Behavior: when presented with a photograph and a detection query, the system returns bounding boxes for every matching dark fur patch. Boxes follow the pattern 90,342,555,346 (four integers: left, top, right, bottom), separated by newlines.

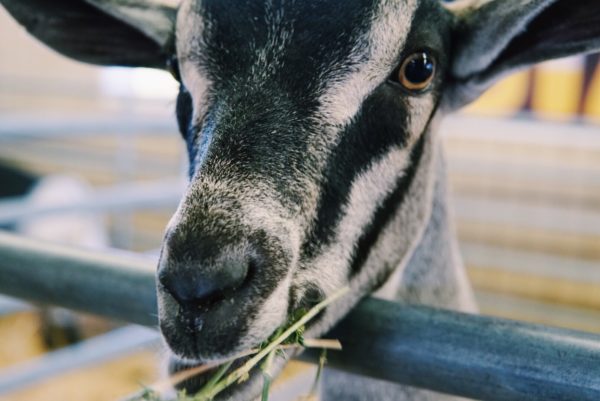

349,130,426,277
302,86,411,258
301,0,451,259
194,0,377,96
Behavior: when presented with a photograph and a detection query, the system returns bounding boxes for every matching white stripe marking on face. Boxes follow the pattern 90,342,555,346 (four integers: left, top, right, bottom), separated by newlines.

252,0,434,335
294,92,434,308
306,129,437,338
317,0,419,126
296,142,415,298
296,0,432,298
177,0,211,123
293,0,424,245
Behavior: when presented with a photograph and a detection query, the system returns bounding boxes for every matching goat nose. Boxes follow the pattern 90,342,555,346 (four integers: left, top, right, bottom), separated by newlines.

158,258,250,307
157,244,252,308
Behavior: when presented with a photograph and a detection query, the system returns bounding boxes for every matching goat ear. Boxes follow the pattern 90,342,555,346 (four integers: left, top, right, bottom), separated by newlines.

444,0,600,109
0,0,177,69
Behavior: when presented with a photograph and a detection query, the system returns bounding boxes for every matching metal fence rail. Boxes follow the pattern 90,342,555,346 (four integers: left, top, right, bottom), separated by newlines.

0,326,160,395
0,179,183,224
0,232,157,326
0,232,599,401
0,114,177,139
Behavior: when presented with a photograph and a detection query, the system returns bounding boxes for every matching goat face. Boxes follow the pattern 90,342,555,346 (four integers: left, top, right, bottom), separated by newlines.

156,0,450,363
3,0,600,397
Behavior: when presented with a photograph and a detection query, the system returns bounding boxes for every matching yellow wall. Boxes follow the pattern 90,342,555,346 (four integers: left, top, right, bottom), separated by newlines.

468,55,600,121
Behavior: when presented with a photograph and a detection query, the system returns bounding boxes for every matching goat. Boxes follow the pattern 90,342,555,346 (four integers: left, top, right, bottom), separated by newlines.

2,0,599,399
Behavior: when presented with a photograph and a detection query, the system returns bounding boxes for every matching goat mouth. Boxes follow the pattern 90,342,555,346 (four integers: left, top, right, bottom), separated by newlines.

158,287,278,362
169,348,290,400
168,354,257,397
160,309,256,362
160,284,330,363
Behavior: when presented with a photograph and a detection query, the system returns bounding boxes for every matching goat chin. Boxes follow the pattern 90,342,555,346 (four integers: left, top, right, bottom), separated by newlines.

166,351,289,401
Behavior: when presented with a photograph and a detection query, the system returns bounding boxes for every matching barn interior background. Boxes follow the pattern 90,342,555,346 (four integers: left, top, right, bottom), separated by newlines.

0,6,599,401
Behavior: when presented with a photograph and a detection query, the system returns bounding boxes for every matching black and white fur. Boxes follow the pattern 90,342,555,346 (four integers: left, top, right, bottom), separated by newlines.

2,0,600,399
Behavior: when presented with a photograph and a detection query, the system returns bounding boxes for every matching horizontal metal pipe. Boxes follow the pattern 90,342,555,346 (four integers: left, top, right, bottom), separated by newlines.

0,295,30,316
0,179,183,224
0,326,160,395
0,114,177,138
0,232,599,400
0,232,157,326
314,300,600,401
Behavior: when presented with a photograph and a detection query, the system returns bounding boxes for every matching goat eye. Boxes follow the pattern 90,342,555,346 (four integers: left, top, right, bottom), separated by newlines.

396,52,436,92
167,55,181,81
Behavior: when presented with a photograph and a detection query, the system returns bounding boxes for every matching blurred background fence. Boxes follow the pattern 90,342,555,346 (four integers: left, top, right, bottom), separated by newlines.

0,6,599,401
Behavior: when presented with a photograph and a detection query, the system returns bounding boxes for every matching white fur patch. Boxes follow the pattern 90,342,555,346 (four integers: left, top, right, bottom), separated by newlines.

317,0,419,126
305,129,438,338
162,3,221,318
295,144,413,303
242,273,292,348
407,95,435,142
290,0,426,285
295,0,437,319
177,0,212,121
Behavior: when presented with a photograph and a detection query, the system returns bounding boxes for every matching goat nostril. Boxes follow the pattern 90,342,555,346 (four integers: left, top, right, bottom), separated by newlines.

158,268,193,305
158,256,255,310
